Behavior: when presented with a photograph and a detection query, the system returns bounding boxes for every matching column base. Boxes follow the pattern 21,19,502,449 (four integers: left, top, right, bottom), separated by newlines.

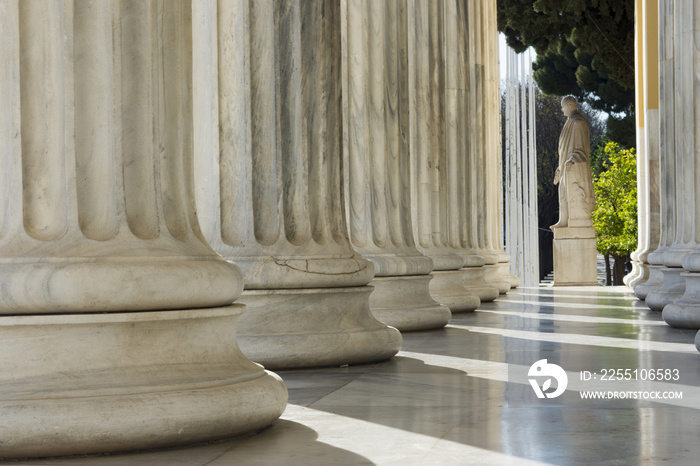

646,267,685,312
368,275,452,331
552,231,598,286
662,272,700,329
460,266,500,301
633,264,664,300
0,306,287,459
624,259,642,287
680,250,700,271
498,261,520,288
428,270,480,313
236,286,402,369
482,264,511,294
626,260,650,289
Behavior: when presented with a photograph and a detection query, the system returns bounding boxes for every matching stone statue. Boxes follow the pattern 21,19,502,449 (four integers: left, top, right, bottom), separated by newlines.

551,96,596,229
550,96,598,285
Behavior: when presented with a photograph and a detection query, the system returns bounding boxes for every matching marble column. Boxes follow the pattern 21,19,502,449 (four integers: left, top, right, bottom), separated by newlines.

627,0,647,287
661,0,700,328
628,0,661,290
341,0,451,331
193,0,402,368
0,1,286,458
635,0,672,301
467,0,513,293
448,0,503,300
484,0,518,289
405,0,482,312
646,0,697,313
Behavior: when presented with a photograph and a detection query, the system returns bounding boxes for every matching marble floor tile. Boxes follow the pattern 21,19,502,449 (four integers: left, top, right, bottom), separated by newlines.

9,286,700,465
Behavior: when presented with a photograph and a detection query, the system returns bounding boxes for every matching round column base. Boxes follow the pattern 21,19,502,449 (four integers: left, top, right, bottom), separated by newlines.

662,272,700,329
0,306,287,459
646,267,685,312
429,270,480,313
680,250,700,271
633,265,664,300
622,262,649,290
459,267,500,302
498,261,520,288
0,258,244,315
624,260,644,288
483,264,511,294
368,275,452,331
237,286,402,369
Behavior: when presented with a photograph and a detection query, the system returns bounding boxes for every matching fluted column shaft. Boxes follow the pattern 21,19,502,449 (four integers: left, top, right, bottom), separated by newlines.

464,0,511,293
661,0,700,331
647,0,698,313
406,0,478,312
0,1,286,458
628,0,661,289
447,0,503,298
483,0,518,289
664,0,697,267
193,0,401,368
636,0,674,300
628,0,647,286
406,0,502,312
0,0,240,312
341,0,450,331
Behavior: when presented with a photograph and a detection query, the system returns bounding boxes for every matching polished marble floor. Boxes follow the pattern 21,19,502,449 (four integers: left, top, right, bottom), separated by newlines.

10,286,700,465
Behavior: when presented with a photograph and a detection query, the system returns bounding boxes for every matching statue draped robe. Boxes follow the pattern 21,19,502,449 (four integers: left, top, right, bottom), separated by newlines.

553,110,595,228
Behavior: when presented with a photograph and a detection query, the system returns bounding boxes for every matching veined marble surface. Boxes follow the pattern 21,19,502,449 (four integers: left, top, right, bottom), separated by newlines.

340,0,450,331
647,0,700,329
191,0,401,367
0,2,286,457
643,1,700,315
18,286,700,465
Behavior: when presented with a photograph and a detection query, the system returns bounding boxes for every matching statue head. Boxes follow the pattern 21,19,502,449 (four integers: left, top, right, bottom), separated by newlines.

561,96,578,117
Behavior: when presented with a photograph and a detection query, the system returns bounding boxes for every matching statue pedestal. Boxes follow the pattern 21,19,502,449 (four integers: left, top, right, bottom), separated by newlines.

552,227,598,286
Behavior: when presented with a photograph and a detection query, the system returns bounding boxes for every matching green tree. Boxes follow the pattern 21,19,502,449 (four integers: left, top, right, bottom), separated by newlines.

592,142,638,285
498,0,635,145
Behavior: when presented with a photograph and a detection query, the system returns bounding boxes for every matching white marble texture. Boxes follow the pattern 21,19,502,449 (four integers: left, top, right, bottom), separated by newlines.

409,0,478,312
464,0,512,294
341,0,451,331
659,0,700,329
483,0,518,289
630,110,660,289
0,0,286,457
406,0,505,312
0,0,240,314
192,0,402,368
0,307,287,458
628,0,661,290
647,0,697,314
626,2,648,288
636,0,674,300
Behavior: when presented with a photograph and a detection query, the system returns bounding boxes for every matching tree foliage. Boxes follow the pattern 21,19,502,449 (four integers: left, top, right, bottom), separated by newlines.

531,42,634,115
592,142,637,284
497,0,636,145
